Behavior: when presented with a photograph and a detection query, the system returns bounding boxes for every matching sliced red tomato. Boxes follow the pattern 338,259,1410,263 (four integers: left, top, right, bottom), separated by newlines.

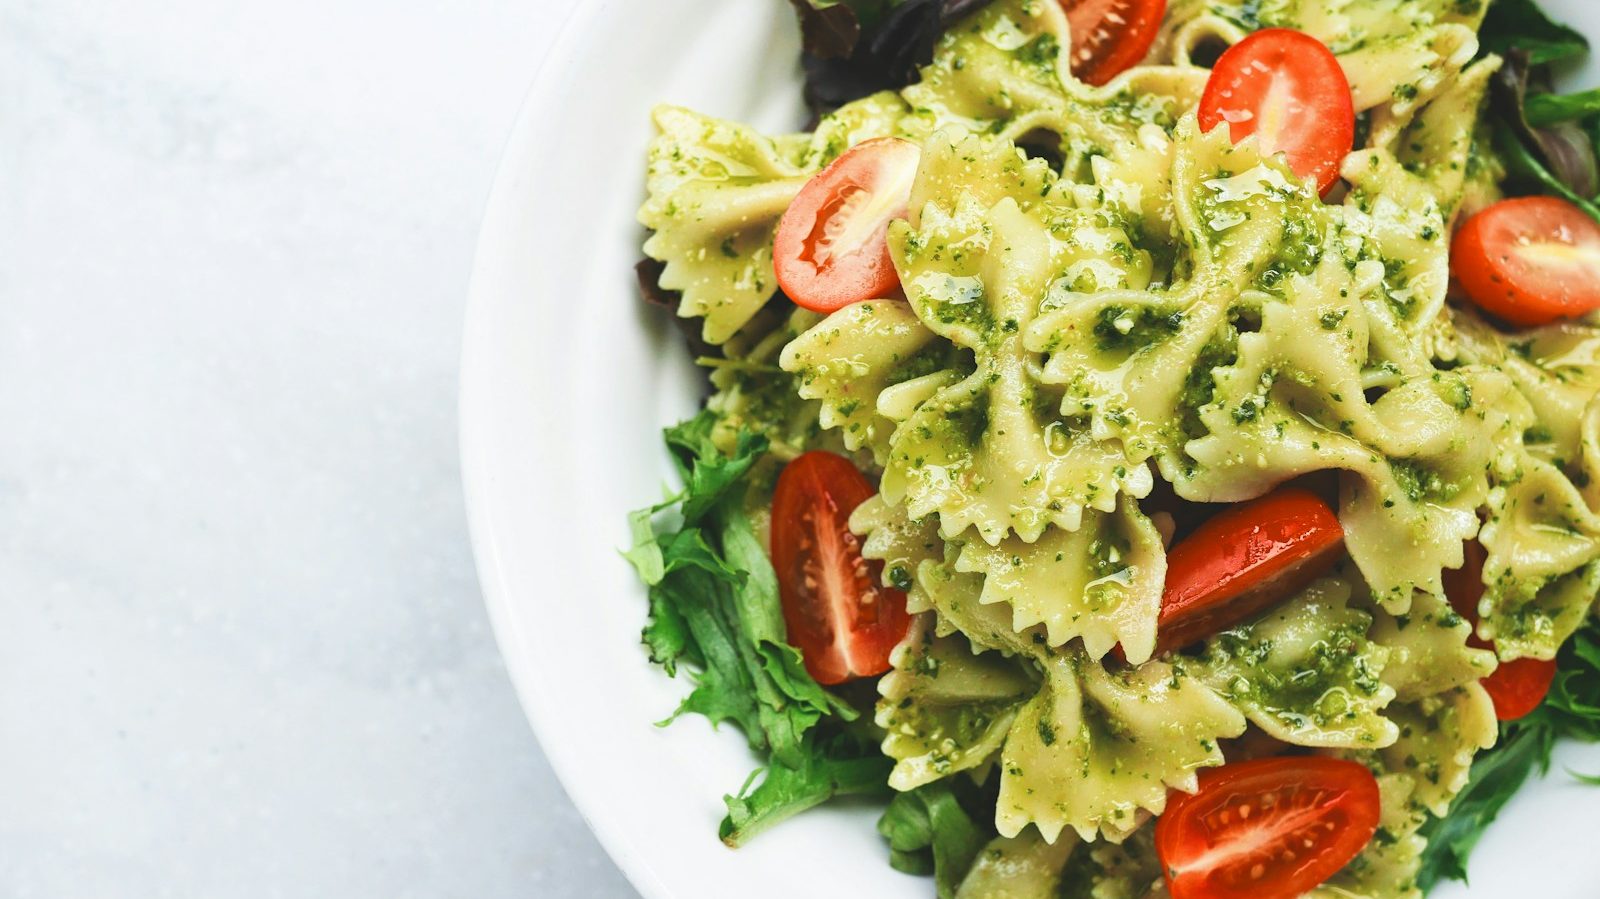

1062,0,1167,86
1197,29,1355,195
773,137,920,314
1443,540,1558,721
1154,488,1344,656
1481,655,1558,721
1157,756,1381,899
770,451,911,685
1451,196,1600,327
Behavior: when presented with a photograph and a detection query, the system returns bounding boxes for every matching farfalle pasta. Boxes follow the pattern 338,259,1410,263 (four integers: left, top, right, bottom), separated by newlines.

627,0,1600,896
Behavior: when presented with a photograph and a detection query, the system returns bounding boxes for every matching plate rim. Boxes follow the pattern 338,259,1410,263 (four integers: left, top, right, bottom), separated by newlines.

458,1,672,897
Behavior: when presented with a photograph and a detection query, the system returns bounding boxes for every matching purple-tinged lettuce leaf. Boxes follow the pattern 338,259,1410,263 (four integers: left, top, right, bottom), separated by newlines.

1490,49,1600,207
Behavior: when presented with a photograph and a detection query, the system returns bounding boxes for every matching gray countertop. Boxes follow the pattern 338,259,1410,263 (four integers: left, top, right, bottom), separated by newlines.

4,0,635,894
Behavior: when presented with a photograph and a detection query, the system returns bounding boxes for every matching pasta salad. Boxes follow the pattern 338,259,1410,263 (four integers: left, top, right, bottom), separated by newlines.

625,1,1600,896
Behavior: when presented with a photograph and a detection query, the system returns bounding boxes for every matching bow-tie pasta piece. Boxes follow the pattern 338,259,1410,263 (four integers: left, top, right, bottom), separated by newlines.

1452,314,1600,468
900,0,1077,140
878,617,1039,791
640,94,910,344
904,0,1201,175
1447,313,1600,660
780,301,956,465
1378,685,1499,817
857,490,1163,663
871,536,1245,846
852,494,947,617
996,651,1246,843
954,828,1076,899
1029,118,1343,476
882,131,1154,544
704,306,829,459
1341,48,1497,335
1480,478,1600,661
1366,589,1496,702
639,106,810,345
1194,577,1398,749
1187,325,1504,610
953,497,1164,663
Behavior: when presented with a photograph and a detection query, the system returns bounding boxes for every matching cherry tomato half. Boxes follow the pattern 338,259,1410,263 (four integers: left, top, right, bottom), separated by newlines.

1197,29,1355,195
1451,196,1600,327
770,451,911,685
773,138,921,314
1157,756,1381,899
1154,488,1345,656
1062,0,1167,86
1443,540,1558,721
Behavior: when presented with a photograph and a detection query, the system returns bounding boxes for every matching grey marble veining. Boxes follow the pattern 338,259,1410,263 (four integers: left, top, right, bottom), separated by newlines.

2,0,635,895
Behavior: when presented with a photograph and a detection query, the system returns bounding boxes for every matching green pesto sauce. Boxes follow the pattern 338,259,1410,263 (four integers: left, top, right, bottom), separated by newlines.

1091,304,1185,353
1179,338,1239,440
1388,458,1463,505
1211,619,1385,730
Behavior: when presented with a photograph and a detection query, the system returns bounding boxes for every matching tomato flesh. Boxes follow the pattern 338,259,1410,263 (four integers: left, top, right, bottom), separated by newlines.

1451,196,1600,327
1481,655,1559,721
770,451,911,685
773,138,921,314
1155,488,1345,656
1157,757,1381,899
1197,29,1355,195
1062,0,1167,86
1443,540,1558,721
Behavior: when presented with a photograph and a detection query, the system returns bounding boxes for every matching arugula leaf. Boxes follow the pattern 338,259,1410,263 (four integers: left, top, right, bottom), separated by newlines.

1481,0,1589,65
665,560,767,739
878,783,991,898
1563,767,1600,785
663,416,766,525
638,561,695,674
1418,616,1600,893
720,724,895,846
1525,88,1600,126
639,526,739,674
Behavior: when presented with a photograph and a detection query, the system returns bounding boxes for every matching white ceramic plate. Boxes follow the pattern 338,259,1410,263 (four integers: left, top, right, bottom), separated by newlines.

461,2,1600,896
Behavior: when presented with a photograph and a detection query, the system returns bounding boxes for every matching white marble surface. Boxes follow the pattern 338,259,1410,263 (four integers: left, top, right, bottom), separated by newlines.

3,0,636,895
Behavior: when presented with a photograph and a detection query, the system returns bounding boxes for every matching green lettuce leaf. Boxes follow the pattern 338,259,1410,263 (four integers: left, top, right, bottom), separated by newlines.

1492,120,1600,221
1490,49,1600,212
878,783,991,898
1525,88,1600,126
1481,0,1589,65
630,409,867,829
663,414,766,526
721,723,895,846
